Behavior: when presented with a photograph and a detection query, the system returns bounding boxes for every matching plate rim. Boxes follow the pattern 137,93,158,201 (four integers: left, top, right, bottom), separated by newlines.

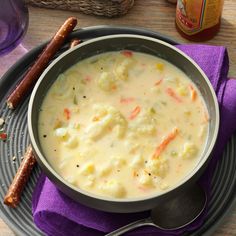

0,25,235,236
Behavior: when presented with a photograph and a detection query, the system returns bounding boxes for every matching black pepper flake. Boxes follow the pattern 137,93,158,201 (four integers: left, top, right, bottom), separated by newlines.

83,95,87,99
43,135,47,138
148,173,151,176
145,161,147,164
54,149,57,152
73,87,75,90
101,67,103,70
76,164,80,168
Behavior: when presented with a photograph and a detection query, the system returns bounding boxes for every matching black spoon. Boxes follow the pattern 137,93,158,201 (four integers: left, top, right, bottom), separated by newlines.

106,184,207,235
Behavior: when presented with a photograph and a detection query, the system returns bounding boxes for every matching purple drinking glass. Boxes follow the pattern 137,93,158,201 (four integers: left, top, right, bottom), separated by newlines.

0,0,29,56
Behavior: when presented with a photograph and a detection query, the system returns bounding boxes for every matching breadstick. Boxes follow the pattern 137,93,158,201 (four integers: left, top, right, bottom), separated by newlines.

69,39,81,48
4,145,37,208
7,17,78,109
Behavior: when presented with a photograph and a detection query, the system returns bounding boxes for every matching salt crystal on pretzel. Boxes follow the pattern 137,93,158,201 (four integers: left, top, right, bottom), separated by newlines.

69,38,81,48
0,117,4,126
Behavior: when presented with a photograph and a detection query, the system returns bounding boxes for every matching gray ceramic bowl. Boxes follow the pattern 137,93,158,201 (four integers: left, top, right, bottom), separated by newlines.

28,34,219,213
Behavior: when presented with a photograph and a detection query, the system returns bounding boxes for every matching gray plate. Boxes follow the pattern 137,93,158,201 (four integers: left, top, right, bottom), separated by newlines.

0,26,235,236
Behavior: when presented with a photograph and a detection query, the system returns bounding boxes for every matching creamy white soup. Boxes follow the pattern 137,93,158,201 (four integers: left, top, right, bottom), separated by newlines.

38,51,209,199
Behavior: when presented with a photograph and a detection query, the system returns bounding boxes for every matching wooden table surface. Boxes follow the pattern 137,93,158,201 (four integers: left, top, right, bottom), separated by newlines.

0,0,235,235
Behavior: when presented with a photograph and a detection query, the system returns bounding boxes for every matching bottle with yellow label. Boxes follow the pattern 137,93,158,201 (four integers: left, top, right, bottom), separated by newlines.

175,0,224,41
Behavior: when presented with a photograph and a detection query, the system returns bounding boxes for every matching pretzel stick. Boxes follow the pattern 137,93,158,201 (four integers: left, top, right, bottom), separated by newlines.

4,145,36,208
69,39,81,48
3,38,81,208
7,17,78,109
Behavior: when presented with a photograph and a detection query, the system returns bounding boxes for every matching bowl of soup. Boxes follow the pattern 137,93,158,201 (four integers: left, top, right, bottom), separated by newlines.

28,34,219,213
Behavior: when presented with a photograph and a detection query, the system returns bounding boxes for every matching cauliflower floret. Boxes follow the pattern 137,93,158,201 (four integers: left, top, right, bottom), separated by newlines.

160,181,169,190
97,72,116,91
113,123,127,138
114,58,133,80
181,142,198,159
138,172,153,187
89,113,114,133
86,104,127,140
146,157,169,178
55,127,69,140
129,109,157,136
100,180,126,198
84,176,95,187
55,126,79,147
85,122,107,140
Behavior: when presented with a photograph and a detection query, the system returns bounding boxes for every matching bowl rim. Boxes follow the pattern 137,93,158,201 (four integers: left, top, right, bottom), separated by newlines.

28,34,220,203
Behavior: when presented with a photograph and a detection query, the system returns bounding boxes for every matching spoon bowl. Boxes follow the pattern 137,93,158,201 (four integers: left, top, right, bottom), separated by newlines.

106,184,207,235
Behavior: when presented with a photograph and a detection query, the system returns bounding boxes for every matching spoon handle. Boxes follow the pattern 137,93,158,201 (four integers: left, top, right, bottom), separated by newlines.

105,217,154,236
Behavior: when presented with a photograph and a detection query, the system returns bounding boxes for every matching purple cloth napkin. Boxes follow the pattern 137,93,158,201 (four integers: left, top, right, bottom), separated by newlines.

32,45,236,236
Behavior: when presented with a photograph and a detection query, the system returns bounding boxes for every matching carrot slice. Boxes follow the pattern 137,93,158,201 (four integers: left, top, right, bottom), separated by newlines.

166,87,182,103
120,97,135,104
152,128,179,159
85,75,92,82
189,85,197,101
64,108,71,120
121,50,133,57
129,106,141,120
111,84,117,91
155,79,163,86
